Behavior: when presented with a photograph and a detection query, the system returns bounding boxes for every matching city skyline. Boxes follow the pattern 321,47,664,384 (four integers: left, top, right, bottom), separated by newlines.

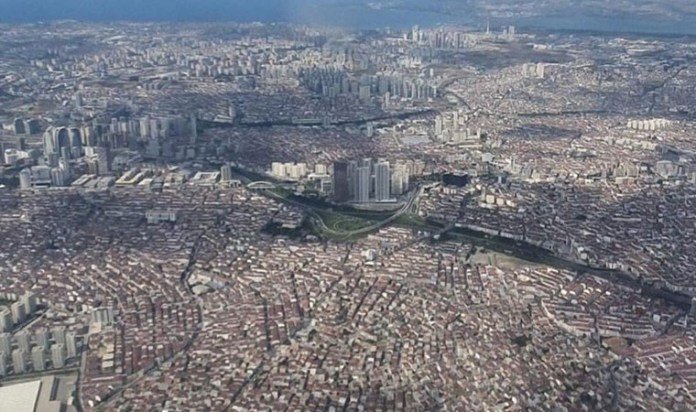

0,3,695,411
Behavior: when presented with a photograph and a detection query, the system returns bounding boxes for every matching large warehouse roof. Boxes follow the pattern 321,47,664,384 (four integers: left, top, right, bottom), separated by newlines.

0,380,42,412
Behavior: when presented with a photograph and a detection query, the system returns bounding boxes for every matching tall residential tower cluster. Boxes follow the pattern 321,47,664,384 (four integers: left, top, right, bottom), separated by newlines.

333,158,409,203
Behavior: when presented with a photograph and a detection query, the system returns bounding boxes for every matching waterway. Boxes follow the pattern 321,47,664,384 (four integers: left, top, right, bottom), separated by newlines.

518,15,696,37
4,1,696,37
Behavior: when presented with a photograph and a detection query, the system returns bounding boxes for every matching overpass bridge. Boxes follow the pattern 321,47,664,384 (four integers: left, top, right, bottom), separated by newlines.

247,181,277,191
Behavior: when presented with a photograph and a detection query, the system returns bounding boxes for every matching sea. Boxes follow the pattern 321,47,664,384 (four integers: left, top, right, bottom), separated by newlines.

1,0,695,37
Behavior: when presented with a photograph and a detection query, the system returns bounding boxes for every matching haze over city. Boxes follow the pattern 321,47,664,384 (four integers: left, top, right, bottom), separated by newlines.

0,1,695,411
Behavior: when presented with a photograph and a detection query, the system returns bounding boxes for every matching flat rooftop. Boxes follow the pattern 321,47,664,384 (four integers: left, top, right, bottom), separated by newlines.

0,380,41,412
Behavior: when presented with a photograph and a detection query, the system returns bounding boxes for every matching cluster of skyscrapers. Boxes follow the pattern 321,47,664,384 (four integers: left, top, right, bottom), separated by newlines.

12,112,203,190
626,118,672,131
408,24,516,48
433,111,484,144
300,67,439,102
39,114,197,160
0,293,79,377
8,117,42,136
271,162,311,181
0,292,38,333
332,158,409,203
0,327,78,377
42,126,83,160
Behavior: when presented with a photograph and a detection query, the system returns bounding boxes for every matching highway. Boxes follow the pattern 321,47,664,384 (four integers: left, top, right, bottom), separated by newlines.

200,108,436,129
238,166,693,310
265,184,423,240
440,224,694,310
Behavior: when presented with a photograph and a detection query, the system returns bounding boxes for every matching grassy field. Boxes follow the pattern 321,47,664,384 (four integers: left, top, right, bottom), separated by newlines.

317,210,369,231
393,213,431,229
